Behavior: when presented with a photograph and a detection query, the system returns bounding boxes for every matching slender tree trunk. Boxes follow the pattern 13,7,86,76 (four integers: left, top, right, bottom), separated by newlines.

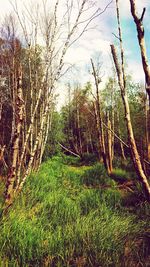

111,44,150,201
129,0,150,99
93,102,102,160
129,0,150,161
117,112,126,160
5,65,25,207
0,102,2,122
145,94,150,161
10,57,16,145
28,46,34,155
16,105,49,193
85,116,94,154
77,104,83,156
114,0,150,200
16,86,43,186
111,78,116,160
39,112,51,166
111,106,115,160
107,112,113,173
0,145,7,174
91,59,111,174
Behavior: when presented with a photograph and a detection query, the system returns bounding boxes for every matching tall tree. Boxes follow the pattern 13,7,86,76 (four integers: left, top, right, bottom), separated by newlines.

0,0,112,209
129,0,150,161
110,0,150,201
91,58,112,174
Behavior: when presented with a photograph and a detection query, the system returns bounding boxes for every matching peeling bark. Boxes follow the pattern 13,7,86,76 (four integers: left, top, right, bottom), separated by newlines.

5,65,25,206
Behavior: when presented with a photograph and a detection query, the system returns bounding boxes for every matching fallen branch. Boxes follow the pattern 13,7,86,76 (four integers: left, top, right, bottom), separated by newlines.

57,142,81,158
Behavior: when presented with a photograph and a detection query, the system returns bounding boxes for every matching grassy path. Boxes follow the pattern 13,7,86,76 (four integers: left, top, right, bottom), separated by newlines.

0,156,150,266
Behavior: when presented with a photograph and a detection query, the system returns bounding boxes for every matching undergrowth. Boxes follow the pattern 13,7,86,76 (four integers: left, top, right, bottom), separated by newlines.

0,155,149,266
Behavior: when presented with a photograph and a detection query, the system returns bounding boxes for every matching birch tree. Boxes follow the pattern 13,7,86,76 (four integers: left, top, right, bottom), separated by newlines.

129,0,150,162
2,0,112,209
111,0,150,201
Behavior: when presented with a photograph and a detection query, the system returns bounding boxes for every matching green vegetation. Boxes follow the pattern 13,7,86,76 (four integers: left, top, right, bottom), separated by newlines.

0,156,149,266
1,1,150,266
111,168,130,183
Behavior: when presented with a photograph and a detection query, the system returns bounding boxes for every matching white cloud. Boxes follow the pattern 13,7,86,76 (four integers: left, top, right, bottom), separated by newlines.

0,0,149,109
127,60,145,83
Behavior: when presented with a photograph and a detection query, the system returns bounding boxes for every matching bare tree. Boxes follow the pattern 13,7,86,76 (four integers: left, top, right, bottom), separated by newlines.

91,58,112,174
129,0,150,162
110,0,150,201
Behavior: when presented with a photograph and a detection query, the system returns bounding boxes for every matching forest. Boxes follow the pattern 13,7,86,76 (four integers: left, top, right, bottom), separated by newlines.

0,0,150,266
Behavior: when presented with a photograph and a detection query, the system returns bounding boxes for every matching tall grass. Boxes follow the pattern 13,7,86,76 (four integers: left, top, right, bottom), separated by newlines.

0,156,149,266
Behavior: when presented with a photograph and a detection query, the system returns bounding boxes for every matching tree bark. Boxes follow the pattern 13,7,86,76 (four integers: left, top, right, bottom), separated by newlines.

5,65,25,207
129,0,150,161
117,112,126,160
106,112,113,173
111,44,150,201
77,104,83,156
129,0,150,98
91,59,111,174
145,95,150,163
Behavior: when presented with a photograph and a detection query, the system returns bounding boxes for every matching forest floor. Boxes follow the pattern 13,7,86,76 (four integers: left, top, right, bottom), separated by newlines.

0,155,150,266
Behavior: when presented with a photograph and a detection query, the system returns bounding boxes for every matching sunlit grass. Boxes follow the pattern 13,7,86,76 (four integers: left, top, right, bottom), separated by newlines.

0,156,149,266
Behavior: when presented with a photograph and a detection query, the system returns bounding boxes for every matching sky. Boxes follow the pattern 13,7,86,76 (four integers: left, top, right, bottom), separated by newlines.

0,0,150,107
63,0,150,84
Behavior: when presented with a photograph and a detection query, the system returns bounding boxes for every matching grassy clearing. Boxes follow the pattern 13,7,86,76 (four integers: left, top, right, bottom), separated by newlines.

0,156,149,266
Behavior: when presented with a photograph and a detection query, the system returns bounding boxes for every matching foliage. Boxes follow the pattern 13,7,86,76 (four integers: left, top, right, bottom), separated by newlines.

61,83,97,157
43,112,65,160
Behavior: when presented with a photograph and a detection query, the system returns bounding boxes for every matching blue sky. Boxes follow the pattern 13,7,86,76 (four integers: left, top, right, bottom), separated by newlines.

1,0,150,82
111,0,150,82
62,0,150,87
120,9,150,64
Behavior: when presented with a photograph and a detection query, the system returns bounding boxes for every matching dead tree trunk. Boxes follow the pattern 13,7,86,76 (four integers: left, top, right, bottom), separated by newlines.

111,44,150,201
129,0,150,99
145,95,150,164
129,0,150,161
85,116,94,154
117,112,126,160
91,59,111,174
106,112,113,173
77,104,83,156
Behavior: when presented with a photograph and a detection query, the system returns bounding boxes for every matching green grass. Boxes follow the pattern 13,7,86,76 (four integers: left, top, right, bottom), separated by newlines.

111,168,130,183
0,156,149,266
81,163,116,187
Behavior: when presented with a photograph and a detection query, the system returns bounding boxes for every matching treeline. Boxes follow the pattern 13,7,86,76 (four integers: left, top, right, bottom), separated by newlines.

56,0,150,201
59,77,148,168
0,0,150,211
0,0,105,211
